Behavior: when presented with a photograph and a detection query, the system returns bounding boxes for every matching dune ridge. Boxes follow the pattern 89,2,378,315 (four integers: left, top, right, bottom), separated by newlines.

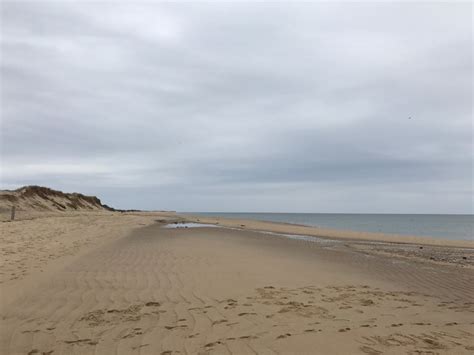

0,185,114,214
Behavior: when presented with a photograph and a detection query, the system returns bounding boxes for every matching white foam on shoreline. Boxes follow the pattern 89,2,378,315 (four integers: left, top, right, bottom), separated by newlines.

253,230,340,244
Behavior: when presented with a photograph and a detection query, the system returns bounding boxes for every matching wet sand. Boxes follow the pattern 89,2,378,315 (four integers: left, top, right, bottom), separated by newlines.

1,214,473,354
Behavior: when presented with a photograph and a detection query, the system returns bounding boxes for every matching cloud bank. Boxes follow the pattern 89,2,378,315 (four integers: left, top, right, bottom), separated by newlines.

1,2,472,213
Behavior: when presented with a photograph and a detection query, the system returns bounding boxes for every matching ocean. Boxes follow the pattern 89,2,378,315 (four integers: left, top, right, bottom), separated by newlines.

187,213,473,241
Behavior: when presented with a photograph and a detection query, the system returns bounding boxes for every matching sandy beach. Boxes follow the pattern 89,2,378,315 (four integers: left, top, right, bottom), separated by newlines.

1,212,473,354
3,1,472,353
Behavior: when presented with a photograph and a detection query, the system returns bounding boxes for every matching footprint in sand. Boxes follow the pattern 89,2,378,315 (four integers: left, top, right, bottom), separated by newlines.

220,298,237,304
212,319,228,325
145,301,161,307
238,312,257,316
64,338,97,345
132,344,149,350
360,299,375,306
204,341,223,348
121,328,143,339
165,325,188,330
359,345,383,355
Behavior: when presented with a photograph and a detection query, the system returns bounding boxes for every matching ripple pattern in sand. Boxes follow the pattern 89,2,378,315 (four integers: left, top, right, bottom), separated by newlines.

1,226,473,354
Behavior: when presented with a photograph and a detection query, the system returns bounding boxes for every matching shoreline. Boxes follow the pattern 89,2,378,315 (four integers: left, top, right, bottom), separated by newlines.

180,213,474,248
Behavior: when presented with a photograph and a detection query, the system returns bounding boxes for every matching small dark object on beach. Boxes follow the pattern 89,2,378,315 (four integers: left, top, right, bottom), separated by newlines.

430,257,435,260
419,246,423,249
463,256,467,260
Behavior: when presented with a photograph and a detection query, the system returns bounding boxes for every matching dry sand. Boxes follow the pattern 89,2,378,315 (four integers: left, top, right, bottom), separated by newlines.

1,213,473,354
0,212,176,305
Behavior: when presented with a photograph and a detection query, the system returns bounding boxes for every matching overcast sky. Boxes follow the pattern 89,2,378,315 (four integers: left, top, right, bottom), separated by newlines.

1,1,472,213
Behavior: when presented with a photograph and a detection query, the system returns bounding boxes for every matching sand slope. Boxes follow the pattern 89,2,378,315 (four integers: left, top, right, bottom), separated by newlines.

0,186,120,223
1,223,473,354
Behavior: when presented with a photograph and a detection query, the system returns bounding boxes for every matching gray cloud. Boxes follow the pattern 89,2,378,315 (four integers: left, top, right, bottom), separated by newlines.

1,1,472,213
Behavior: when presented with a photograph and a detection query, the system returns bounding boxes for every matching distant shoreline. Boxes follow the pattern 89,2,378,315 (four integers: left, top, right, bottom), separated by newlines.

180,213,474,249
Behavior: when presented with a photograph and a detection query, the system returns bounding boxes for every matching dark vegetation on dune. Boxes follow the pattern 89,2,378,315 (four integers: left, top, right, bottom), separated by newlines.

20,186,107,210
0,185,140,212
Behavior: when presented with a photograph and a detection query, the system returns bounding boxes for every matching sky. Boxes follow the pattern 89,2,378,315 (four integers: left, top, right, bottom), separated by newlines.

1,1,472,213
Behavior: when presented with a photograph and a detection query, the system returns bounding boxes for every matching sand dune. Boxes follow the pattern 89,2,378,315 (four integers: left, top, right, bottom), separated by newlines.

0,186,118,222
1,220,473,354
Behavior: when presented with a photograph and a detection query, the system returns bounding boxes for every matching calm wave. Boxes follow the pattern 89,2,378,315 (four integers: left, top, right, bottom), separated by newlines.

187,213,473,241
